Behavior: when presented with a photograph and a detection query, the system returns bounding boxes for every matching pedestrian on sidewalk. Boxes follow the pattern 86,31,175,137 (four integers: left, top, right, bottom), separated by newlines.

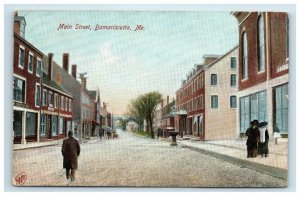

157,127,162,139
61,131,81,181
246,120,260,158
99,128,104,140
107,128,112,140
258,122,269,157
273,124,281,145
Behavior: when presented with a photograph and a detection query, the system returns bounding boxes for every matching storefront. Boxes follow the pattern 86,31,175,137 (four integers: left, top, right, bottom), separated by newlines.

13,109,38,144
240,90,268,133
274,83,288,134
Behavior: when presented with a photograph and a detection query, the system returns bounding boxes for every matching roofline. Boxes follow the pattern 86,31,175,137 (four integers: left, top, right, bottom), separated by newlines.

204,45,239,70
14,33,44,56
175,45,239,94
42,84,74,98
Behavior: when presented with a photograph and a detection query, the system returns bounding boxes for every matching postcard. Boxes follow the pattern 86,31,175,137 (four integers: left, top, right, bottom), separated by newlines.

12,10,289,187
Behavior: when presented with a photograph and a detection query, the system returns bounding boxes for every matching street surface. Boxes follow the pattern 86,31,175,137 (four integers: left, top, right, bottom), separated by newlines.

13,129,287,187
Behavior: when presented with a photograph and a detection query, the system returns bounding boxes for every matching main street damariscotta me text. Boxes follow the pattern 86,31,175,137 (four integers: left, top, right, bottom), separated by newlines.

57,23,145,31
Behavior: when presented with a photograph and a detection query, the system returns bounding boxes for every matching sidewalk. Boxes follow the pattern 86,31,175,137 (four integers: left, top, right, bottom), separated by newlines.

13,139,64,150
175,137,288,180
13,137,99,150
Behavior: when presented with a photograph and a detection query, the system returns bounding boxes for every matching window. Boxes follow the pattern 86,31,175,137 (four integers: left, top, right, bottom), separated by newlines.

198,74,203,89
35,83,41,107
13,77,25,102
240,97,250,132
51,116,58,136
13,111,23,137
65,98,68,111
66,121,72,133
20,20,25,38
242,32,248,79
54,94,58,108
18,46,25,69
258,15,265,72
69,99,72,112
48,91,53,107
42,89,47,106
59,117,64,134
40,114,47,136
199,95,203,109
211,74,217,85
275,84,288,133
230,96,237,108
26,112,37,136
240,91,268,133
28,53,33,73
211,95,218,109
230,74,236,86
36,58,42,77
230,57,236,69
61,96,65,110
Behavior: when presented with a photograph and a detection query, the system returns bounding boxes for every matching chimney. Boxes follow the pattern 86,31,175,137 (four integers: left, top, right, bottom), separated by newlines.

48,53,54,81
161,99,164,108
71,64,77,78
103,102,106,109
82,78,87,88
63,53,69,73
167,96,169,105
14,13,26,38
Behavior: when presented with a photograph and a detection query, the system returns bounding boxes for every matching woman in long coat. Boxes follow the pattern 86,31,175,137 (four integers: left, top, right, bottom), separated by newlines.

258,122,269,157
62,131,80,181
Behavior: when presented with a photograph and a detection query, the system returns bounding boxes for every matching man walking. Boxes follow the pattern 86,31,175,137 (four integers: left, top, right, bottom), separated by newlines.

62,131,81,181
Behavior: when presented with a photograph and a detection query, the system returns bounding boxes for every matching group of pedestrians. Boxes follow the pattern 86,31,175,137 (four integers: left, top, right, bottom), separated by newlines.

245,120,271,158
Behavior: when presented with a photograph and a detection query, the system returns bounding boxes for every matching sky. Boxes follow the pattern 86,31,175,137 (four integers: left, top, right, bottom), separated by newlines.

18,10,238,115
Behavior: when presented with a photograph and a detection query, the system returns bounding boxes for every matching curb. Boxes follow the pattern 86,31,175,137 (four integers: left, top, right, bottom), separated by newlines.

13,142,61,151
182,144,288,181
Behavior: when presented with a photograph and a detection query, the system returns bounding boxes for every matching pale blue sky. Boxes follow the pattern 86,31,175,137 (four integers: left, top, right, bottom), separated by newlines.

19,10,238,114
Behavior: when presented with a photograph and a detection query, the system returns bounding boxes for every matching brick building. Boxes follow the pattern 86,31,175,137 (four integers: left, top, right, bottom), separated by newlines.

13,15,44,144
161,96,176,138
13,15,73,144
39,53,73,142
43,54,96,141
89,89,101,137
232,12,289,137
175,46,239,140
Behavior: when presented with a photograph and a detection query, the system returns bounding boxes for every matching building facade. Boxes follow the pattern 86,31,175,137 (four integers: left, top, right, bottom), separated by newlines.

13,16,44,144
175,47,239,140
204,47,238,140
161,96,176,138
40,53,73,142
233,12,289,137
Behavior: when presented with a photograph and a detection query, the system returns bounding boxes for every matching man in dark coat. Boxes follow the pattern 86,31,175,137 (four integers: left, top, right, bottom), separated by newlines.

99,128,104,140
62,131,80,181
245,120,260,158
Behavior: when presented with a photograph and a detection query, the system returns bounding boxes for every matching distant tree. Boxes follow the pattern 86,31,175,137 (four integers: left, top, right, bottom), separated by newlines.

127,91,162,139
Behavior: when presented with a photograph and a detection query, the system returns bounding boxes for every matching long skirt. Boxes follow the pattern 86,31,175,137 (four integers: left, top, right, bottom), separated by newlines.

258,141,269,155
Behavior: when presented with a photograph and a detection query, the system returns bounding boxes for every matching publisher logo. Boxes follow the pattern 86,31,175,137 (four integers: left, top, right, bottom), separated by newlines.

15,172,27,186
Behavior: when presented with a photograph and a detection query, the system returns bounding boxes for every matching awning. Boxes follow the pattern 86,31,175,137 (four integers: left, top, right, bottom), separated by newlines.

92,120,101,125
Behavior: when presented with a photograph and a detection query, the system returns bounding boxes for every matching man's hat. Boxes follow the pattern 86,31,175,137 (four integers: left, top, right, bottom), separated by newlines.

258,122,268,127
68,131,73,137
250,120,259,125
